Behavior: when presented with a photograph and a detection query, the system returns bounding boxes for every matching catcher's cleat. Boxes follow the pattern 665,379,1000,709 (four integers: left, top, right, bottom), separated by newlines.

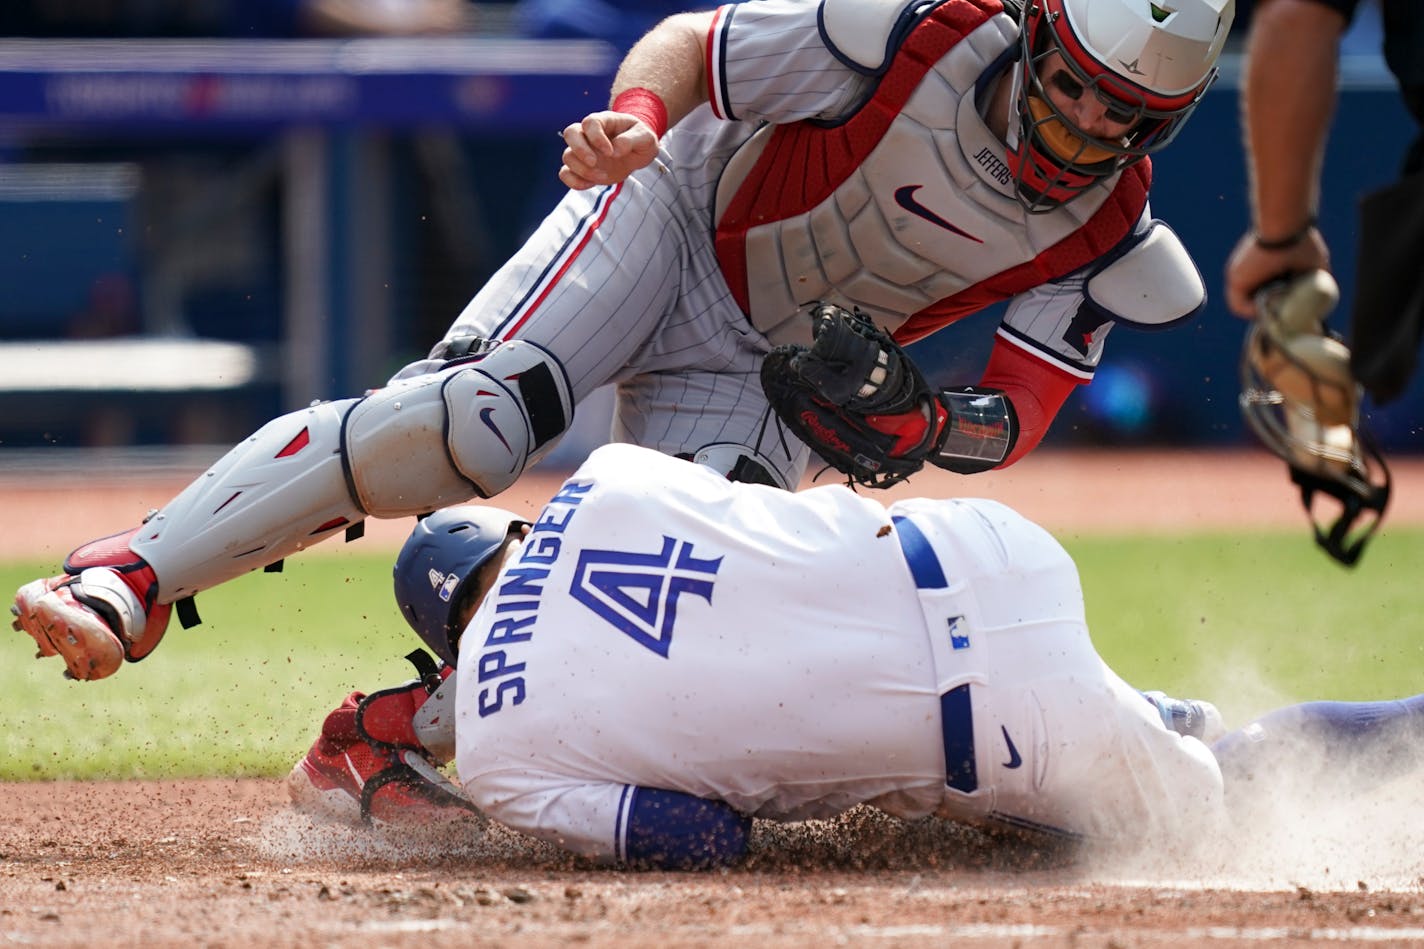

287,686,479,825
63,528,171,661
12,576,126,680
11,527,173,681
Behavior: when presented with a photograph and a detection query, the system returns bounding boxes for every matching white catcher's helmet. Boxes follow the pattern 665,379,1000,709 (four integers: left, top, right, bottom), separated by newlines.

1010,0,1235,210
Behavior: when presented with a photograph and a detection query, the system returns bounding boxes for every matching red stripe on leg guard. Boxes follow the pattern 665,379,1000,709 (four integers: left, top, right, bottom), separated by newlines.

310,517,350,536
276,428,311,458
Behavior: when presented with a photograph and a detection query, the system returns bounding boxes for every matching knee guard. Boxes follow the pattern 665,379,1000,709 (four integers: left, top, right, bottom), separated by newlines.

344,340,573,514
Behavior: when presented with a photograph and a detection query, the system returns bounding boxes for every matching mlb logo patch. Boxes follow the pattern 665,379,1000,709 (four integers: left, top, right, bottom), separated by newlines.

948,615,969,650
428,568,458,602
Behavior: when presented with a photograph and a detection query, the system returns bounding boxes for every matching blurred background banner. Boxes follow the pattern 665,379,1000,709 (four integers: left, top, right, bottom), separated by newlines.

0,2,1416,462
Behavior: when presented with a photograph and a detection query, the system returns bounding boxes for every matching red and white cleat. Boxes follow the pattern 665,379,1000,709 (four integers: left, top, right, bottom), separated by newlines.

10,528,172,681
12,575,127,681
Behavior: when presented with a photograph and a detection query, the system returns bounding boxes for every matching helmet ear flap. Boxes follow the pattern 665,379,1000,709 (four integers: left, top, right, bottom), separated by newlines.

393,506,526,665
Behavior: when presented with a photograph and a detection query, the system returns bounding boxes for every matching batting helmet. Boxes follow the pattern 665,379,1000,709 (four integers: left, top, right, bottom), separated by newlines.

393,505,527,666
1009,0,1234,211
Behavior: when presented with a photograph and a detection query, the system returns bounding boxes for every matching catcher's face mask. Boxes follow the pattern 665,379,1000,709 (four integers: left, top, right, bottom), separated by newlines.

1238,273,1392,566
1007,0,1231,212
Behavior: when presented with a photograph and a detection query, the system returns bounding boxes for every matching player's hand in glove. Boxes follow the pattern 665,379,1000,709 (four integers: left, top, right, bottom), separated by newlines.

761,304,1017,487
787,303,925,414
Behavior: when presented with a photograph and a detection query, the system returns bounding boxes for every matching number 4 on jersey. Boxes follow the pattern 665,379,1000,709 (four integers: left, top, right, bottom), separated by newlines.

569,537,722,657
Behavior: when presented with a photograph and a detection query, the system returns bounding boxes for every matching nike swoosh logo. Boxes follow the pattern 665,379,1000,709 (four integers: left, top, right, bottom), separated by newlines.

893,185,984,243
1000,726,1023,769
342,752,367,788
478,405,513,453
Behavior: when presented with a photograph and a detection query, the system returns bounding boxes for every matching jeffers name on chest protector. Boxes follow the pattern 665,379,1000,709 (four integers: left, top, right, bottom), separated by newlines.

715,4,1114,346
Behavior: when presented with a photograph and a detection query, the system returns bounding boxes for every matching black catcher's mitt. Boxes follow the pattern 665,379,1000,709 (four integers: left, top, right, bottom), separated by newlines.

760,304,941,488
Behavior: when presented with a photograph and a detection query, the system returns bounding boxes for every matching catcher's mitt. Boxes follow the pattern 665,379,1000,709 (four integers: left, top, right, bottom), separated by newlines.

1239,270,1391,566
760,304,942,488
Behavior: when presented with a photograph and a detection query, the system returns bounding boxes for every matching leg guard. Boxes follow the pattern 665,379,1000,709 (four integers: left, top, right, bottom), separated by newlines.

411,668,457,764
130,340,572,602
357,661,456,766
345,340,573,513
131,398,368,601
66,527,171,661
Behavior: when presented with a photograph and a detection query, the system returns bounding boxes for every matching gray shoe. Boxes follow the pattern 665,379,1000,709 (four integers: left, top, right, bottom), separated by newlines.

1142,690,1227,744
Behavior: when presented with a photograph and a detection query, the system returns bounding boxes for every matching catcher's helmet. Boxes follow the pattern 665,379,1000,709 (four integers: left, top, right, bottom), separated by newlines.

1009,0,1234,211
393,505,527,666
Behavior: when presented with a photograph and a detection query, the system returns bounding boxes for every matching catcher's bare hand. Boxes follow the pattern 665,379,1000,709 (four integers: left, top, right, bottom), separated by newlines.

559,111,660,190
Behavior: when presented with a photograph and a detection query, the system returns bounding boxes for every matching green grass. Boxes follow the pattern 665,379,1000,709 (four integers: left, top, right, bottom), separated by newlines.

1070,526,1424,722
0,550,425,781
3,528,1422,781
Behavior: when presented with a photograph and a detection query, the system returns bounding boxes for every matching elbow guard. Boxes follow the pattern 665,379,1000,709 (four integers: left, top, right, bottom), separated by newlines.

929,387,1019,475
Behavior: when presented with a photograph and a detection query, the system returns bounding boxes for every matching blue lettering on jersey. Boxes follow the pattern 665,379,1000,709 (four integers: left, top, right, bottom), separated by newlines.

476,478,592,716
533,480,593,534
498,564,551,599
569,536,721,658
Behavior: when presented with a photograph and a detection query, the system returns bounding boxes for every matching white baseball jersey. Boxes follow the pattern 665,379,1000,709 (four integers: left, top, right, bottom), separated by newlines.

454,444,1223,864
392,0,1204,489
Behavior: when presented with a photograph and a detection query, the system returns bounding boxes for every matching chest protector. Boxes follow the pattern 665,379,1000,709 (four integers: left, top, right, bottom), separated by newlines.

712,0,1149,347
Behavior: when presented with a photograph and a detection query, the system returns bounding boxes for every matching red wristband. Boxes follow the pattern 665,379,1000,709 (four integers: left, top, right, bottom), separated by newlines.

611,87,669,138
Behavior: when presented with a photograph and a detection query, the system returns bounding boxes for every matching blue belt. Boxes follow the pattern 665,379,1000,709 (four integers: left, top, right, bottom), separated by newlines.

893,514,977,793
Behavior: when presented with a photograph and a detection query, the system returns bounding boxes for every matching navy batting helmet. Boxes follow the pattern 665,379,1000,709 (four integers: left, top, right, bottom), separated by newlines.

393,505,526,666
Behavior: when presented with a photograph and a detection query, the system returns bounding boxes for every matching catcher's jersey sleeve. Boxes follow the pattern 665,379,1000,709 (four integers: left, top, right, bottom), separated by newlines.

986,208,1204,464
709,1,873,124
976,341,1079,467
994,209,1203,381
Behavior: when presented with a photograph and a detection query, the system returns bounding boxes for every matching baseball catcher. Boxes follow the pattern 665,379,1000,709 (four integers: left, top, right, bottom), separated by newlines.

761,303,1016,488
1238,269,1391,566
12,0,1239,682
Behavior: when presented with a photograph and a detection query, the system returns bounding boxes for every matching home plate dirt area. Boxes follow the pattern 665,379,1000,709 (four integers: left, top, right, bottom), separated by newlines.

3,448,1424,947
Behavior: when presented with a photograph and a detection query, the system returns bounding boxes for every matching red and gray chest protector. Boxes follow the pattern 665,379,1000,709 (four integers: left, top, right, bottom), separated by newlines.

712,0,1148,349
